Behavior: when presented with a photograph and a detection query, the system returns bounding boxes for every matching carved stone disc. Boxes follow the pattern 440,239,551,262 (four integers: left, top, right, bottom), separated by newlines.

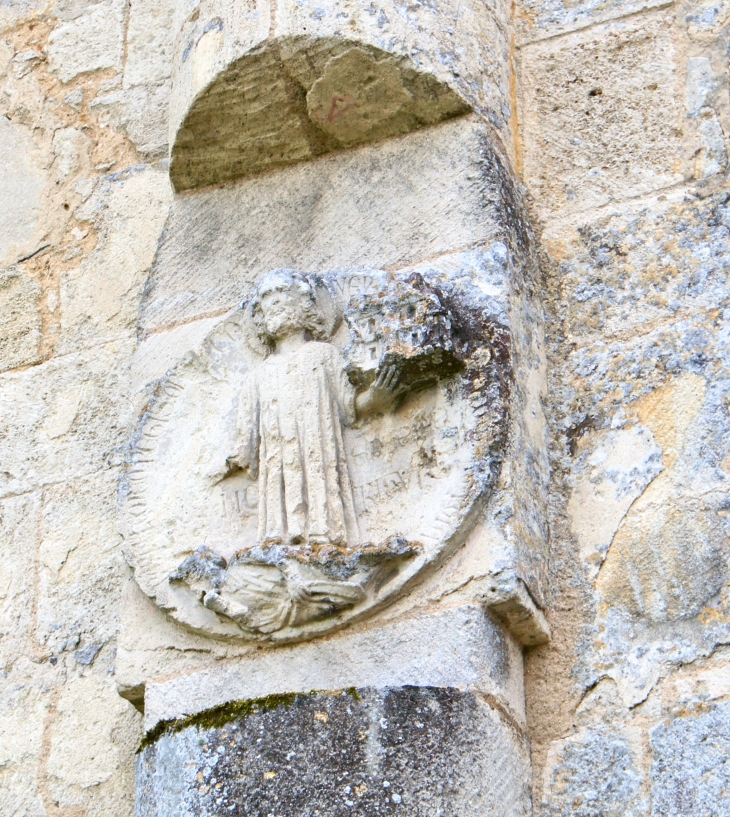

120,270,508,642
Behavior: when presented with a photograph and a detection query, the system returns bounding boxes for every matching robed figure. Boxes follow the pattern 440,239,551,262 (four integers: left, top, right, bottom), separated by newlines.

230,270,399,550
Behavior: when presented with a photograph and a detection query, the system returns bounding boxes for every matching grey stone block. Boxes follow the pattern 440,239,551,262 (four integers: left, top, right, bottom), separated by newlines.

137,686,530,817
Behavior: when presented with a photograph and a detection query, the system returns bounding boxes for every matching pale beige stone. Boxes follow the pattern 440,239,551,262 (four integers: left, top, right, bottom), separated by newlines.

90,81,172,158
597,375,728,622
143,117,502,333
124,0,177,88
0,660,55,817
123,268,509,643
47,0,126,83
694,107,728,178
52,126,92,179
520,12,684,218
0,117,46,268
0,340,136,499
569,425,663,578
37,470,125,653
0,265,42,372
47,674,141,790
59,166,173,353
0,493,41,664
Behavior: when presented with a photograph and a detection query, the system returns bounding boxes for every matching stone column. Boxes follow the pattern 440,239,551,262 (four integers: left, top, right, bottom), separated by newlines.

119,2,550,815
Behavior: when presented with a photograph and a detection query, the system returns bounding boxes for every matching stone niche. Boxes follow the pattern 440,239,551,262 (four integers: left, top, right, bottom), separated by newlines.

121,3,548,815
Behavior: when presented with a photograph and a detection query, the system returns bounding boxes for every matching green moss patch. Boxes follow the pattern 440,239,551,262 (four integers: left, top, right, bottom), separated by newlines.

138,687,364,753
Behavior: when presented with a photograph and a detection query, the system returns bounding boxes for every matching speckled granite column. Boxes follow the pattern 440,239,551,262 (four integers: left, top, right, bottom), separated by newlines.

137,687,530,817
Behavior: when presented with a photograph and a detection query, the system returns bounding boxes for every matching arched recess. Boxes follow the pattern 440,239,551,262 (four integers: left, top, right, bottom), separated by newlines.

169,36,472,192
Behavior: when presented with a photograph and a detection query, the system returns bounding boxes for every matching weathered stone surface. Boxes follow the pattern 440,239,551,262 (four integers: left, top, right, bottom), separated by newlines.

541,728,645,817
170,37,471,191
520,12,684,218
140,118,505,335
0,340,135,498
0,492,41,661
0,1,51,34
0,660,55,817
0,116,46,268
167,0,513,189
650,702,730,816
47,0,126,83
141,606,525,732
569,425,663,578
59,165,172,353
137,687,531,817
91,82,172,159
123,266,510,642
514,0,669,43
124,0,177,88
38,470,125,654
46,672,141,810
0,265,42,371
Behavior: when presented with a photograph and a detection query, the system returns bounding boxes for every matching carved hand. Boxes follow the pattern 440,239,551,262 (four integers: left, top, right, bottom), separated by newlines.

355,364,401,417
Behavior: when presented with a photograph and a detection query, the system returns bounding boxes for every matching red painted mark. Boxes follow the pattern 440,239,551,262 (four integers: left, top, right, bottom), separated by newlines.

323,94,360,123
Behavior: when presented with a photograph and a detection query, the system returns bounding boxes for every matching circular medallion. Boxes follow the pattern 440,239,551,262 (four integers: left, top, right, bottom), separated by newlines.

120,269,508,642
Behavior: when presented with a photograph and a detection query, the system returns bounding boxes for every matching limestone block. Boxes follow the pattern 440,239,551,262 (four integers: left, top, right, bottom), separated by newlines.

140,118,503,334
0,340,135,499
544,187,730,346
694,107,728,178
569,425,663,578
520,13,684,218
686,0,730,41
59,166,172,353
142,606,525,732
0,116,46,268
91,81,172,158
124,0,177,88
137,686,531,817
46,673,141,803
0,493,41,663
274,0,512,124
52,126,92,179
686,57,719,115
37,470,124,654
514,0,669,44
650,702,730,815
597,375,729,623
541,728,645,817
0,266,42,372
47,0,126,83
116,576,227,708
0,660,55,817
0,1,51,34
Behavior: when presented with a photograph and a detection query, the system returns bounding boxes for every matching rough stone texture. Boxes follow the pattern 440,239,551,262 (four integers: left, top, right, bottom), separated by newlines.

167,0,513,188
47,0,126,83
0,264,42,370
0,115,46,266
523,3,730,813
520,12,685,219
137,687,531,817
1,1,727,816
141,117,498,334
139,606,526,733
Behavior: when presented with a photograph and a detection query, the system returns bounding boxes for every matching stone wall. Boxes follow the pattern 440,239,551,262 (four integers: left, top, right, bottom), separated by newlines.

519,1,730,814
0,1,728,816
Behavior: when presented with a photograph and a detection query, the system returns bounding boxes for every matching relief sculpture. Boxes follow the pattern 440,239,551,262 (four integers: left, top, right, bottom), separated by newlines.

121,267,510,642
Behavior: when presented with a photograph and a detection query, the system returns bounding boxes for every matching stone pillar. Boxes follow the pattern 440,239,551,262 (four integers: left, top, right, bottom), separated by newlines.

118,2,549,815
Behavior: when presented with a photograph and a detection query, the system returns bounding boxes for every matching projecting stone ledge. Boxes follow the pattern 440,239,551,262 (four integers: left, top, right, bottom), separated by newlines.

136,686,530,817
